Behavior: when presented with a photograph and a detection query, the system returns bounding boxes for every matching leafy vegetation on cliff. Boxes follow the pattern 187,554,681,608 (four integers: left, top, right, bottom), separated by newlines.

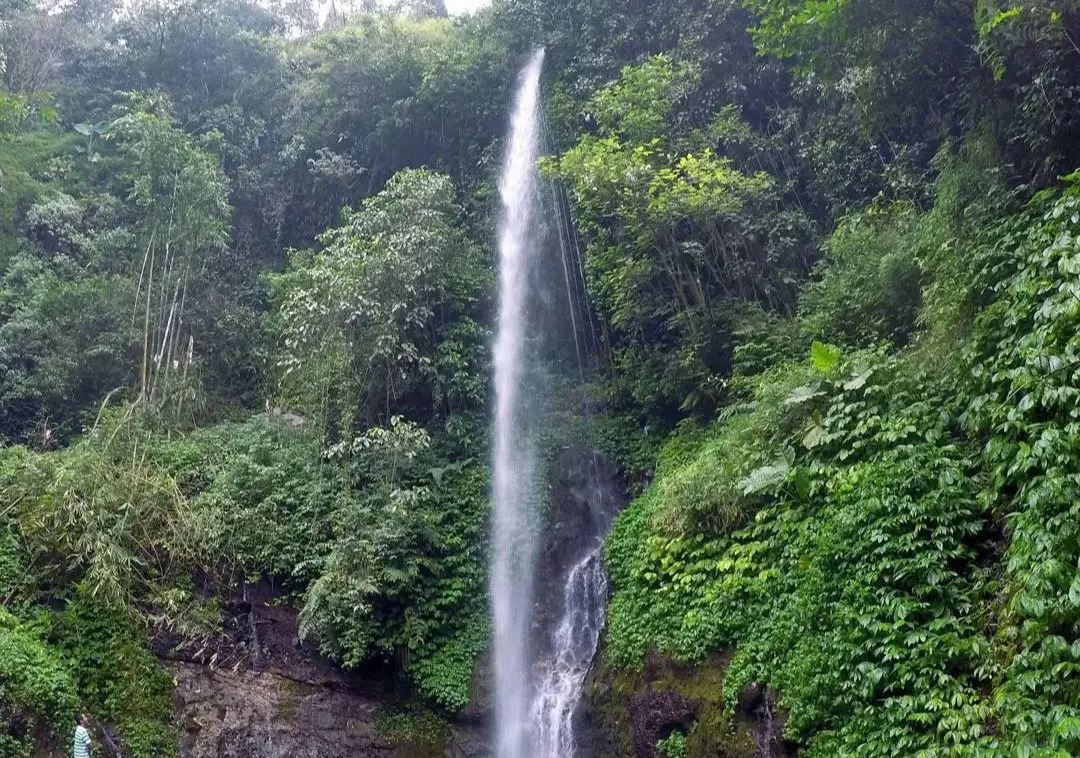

605,164,1080,755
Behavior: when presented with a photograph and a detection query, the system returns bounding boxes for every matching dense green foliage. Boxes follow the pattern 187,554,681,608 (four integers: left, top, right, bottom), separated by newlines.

603,159,1080,755
266,168,489,430
546,54,809,415
2,0,1080,753
0,610,77,757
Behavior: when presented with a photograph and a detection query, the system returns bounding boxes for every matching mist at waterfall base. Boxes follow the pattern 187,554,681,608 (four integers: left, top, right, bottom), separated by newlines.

489,50,618,758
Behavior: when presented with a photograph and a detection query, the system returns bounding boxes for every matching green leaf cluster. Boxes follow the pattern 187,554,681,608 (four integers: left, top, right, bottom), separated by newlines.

266,167,489,432
657,729,689,758
961,179,1080,753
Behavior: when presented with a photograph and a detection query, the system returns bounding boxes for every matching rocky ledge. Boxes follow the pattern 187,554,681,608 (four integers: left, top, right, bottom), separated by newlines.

579,649,797,758
156,583,489,758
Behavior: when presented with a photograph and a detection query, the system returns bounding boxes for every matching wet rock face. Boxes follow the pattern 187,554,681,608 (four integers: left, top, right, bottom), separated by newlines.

736,682,789,758
534,447,624,648
531,444,626,755
163,584,490,758
165,585,391,758
545,447,623,557
172,664,390,758
579,651,796,758
627,690,695,757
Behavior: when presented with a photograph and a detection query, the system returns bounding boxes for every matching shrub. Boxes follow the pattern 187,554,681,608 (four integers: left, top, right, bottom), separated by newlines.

0,609,77,757
52,592,177,758
798,205,923,349
657,730,688,758
158,414,343,588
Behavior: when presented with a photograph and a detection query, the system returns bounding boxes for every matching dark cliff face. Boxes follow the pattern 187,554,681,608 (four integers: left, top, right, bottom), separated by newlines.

533,446,624,655
171,663,391,758
161,585,489,758
578,647,798,758
164,588,393,758
530,446,625,752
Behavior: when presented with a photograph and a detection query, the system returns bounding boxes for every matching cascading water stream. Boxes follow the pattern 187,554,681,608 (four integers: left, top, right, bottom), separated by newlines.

490,48,546,758
531,545,609,758
492,48,614,758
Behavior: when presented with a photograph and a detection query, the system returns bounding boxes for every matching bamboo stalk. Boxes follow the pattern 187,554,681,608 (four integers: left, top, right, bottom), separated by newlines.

140,237,156,400
132,231,155,330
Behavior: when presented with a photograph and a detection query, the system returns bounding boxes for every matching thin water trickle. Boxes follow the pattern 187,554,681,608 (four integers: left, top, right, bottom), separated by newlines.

531,545,609,758
491,48,546,758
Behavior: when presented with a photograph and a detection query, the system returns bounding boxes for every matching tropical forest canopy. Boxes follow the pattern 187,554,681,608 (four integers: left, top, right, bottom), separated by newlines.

0,0,1080,755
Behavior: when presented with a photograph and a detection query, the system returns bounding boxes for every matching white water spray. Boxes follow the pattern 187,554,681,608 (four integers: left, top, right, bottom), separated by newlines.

532,546,609,758
491,48,545,758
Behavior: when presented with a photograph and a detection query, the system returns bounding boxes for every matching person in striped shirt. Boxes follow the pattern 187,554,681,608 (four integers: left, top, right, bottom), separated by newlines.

72,714,93,758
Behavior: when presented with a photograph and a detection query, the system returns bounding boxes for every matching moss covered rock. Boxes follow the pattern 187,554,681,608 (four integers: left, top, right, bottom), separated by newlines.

580,650,792,758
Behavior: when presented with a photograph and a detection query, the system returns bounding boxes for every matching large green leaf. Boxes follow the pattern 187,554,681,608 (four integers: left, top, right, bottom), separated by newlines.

811,340,840,372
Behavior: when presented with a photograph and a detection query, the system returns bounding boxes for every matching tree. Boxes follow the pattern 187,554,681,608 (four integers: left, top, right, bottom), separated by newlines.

104,102,233,416
0,8,65,97
299,416,435,667
391,0,449,17
549,55,812,416
0,253,136,444
267,168,488,434
974,0,1080,179
267,14,511,251
0,98,244,443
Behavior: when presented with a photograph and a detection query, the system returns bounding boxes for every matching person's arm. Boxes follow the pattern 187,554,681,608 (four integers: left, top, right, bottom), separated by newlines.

83,729,93,756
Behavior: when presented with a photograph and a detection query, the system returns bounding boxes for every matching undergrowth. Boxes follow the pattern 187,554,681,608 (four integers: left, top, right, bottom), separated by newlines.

604,145,1080,754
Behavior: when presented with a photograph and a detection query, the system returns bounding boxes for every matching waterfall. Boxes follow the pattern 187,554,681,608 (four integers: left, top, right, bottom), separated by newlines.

492,48,613,758
531,545,609,758
491,48,545,758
